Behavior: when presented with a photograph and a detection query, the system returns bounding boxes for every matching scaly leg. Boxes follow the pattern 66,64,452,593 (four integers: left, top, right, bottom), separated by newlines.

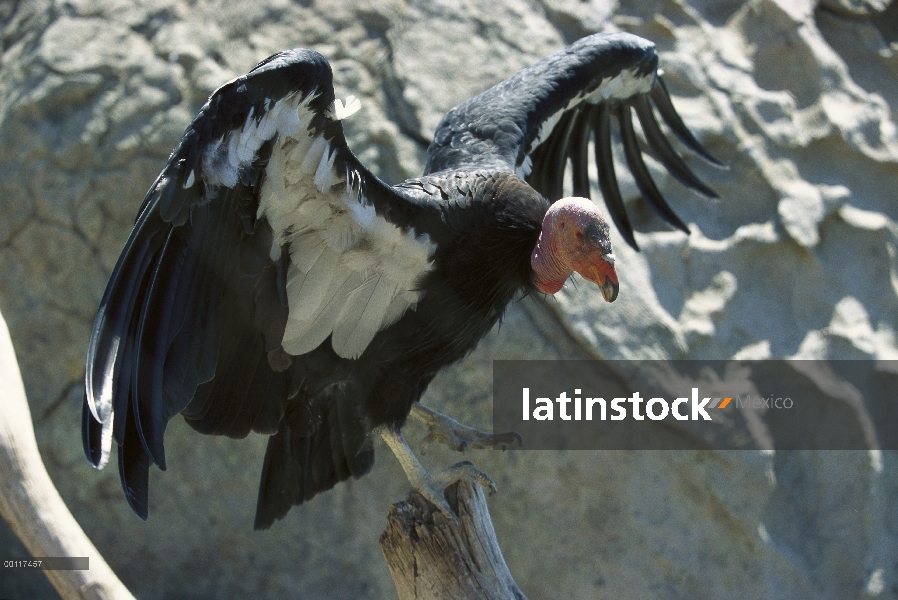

410,402,523,452
381,428,496,518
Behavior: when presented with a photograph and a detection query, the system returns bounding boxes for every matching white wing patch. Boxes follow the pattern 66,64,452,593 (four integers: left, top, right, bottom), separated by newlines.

520,65,654,172
202,92,311,188
332,95,361,120
584,65,654,103
256,104,435,360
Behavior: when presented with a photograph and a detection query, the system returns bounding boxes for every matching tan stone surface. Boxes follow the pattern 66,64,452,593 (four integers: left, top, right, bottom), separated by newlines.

1,0,896,598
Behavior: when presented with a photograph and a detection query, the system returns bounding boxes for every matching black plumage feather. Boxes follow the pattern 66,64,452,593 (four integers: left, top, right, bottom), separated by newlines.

84,32,721,528
594,102,638,249
617,103,689,234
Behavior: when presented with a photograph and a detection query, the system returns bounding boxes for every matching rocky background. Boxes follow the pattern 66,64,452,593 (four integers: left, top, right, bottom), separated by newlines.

1,0,897,598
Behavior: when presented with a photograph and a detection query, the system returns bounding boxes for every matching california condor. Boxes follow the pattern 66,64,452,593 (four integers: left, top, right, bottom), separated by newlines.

83,32,721,529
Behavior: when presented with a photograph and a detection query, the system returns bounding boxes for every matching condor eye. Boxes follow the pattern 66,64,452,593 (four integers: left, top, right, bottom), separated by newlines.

575,230,585,240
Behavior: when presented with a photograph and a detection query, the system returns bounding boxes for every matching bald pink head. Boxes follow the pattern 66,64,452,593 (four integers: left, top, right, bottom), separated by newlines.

530,197,619,302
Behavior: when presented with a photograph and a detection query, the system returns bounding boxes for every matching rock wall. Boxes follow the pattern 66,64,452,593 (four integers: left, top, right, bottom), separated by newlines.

1,0,896,598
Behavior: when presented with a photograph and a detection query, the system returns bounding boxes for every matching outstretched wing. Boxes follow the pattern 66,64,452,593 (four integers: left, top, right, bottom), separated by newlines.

82,49,436,519
425,32,724,249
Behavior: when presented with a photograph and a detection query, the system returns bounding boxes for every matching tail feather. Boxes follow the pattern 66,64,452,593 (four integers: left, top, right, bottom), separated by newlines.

254,404,374,530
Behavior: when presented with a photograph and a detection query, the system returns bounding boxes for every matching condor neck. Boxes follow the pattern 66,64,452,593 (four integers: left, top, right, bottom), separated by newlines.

530,220,571,294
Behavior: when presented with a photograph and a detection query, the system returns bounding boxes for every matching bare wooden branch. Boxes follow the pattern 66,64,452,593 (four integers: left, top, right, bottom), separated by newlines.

380,476,527,600
0,310,135,600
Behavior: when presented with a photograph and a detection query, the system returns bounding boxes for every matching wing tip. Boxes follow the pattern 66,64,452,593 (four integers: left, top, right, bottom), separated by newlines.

650,79,727,170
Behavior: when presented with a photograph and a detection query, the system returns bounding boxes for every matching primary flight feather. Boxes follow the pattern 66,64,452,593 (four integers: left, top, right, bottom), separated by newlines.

83,32,721,529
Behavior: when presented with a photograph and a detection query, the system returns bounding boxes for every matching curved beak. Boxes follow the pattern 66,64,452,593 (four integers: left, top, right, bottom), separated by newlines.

600,277,619,303
578,259,618,303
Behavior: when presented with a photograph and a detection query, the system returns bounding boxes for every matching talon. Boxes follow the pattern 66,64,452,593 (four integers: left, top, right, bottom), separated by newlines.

382,430,498,520
493,430,523,449
428,461,497,511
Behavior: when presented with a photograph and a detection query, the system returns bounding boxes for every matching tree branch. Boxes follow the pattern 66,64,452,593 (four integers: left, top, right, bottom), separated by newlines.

380,477,526,600
0,310,134,600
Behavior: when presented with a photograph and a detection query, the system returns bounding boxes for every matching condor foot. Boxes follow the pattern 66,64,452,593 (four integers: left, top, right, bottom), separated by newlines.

382,429,496,519
410,402,523,453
